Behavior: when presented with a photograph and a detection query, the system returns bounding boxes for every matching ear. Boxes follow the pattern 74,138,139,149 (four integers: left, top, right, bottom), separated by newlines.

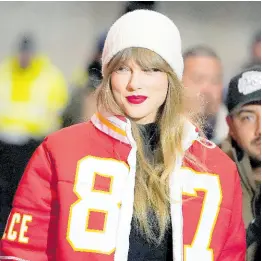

226,115,231,127
226,115,237,140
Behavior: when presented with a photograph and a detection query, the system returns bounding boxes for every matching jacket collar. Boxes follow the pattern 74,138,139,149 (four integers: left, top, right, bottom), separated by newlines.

91,112,199,152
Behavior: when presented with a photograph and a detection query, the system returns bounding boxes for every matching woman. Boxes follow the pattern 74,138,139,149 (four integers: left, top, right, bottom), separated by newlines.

1,10,245,261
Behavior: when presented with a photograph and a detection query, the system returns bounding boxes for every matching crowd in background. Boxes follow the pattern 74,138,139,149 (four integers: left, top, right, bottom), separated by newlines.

0,1,260,260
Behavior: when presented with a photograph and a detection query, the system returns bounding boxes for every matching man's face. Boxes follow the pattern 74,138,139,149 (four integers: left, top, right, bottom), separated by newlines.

183,56,223,116
229,104,261,160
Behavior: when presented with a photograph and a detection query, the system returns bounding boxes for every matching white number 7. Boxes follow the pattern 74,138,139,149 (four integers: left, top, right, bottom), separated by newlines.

182,167,222,261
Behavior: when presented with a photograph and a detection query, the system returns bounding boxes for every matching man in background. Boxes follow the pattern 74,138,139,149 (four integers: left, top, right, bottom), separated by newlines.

182,45,228,144
0,35,68,235
221,66,260,261
221,66,260,227
63,33,106,127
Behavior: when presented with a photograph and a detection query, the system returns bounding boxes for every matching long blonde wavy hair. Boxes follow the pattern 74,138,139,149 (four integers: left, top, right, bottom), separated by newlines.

96,47,205,244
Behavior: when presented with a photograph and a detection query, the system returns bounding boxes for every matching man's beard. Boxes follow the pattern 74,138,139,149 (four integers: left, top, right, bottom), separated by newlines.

232,138,261,167
250,156,261,169
250,136,261,160
248,136,261,169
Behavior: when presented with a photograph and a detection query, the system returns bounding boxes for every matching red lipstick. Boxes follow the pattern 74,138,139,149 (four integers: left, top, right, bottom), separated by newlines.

126,95,147,104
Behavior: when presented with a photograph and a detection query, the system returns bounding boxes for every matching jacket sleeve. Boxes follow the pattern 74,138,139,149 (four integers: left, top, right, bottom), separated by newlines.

0,140,57,261
218,168,246,261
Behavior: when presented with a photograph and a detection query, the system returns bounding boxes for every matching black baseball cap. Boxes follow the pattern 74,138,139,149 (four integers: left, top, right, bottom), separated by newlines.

226,66,261,115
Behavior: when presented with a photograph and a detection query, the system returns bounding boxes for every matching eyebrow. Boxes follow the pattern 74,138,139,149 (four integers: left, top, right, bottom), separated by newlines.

237,109,256,116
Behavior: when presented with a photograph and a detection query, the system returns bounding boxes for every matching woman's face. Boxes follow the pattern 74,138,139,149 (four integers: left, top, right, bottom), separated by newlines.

111,59,168,124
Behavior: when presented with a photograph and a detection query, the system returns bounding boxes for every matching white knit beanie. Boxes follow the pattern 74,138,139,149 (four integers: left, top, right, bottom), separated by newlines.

102,9,184,80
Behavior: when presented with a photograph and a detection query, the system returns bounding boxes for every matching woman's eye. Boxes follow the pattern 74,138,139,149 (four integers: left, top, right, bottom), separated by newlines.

152,68,161,72
116,66,129,72
143,68,161,72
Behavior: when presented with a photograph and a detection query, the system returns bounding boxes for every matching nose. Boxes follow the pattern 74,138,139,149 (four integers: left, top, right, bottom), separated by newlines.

127,71,142,92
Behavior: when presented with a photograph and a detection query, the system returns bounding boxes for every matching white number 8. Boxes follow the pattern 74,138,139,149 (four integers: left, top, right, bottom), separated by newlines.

66,156,129,254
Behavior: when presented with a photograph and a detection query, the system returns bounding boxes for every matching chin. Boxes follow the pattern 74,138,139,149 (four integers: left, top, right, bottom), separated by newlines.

124,108,147,118
125,111,154,124
250,152,261,161
126,113,147,121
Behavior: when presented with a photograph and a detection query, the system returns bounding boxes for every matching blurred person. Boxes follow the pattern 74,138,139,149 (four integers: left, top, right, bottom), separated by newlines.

62,85,97,127
87,33,107,89
243,30,261,70
0,34,68,235
71,33,106,90
63,33,106,128
82,87,98,122
183,46,228,144
0,10,245,261
220,66,261,230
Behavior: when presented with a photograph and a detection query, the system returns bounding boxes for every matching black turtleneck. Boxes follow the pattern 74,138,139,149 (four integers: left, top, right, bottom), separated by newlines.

127,122,173,261
140,122,160,154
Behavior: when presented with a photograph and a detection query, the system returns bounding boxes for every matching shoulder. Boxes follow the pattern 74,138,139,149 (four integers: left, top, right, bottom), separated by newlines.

37,56,65,80
43,121,108,153
188,136,237,173
219,137,235,161
39,121,119,174
46,121,93,140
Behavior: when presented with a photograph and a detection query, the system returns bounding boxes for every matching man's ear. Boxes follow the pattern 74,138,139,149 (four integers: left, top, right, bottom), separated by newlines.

226,115,231,127
226,115,237,140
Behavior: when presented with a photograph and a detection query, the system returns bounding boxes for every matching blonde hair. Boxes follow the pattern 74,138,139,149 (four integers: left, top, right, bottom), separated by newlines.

96,47,205,244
